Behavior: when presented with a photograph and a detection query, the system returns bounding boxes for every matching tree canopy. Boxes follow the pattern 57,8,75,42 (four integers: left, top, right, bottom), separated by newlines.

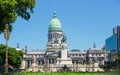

0,0,36,33
0,44,23,69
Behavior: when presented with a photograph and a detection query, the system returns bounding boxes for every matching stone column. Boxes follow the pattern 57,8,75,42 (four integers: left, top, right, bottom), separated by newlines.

36,60,38,65
28,60,30,67
29,60,31,67
20,59,26,69
54,59,56,64
40,60,42,65
29,60,31,68
75,60,76,64
50,59,52,64
48,59,49,64
26,60,28,68
53,59,54,64
102,60,104,65
24,59,27,69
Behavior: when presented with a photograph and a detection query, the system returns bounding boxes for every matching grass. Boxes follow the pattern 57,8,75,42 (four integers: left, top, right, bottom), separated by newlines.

0,72,120,75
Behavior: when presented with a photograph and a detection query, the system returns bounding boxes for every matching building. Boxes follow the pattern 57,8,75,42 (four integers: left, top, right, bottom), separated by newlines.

87,47,106,65
105,26,120,62
106,35,117,52
20,11,105,72
46,11,72,65
116,26,120,52
68,44,106,66
113,26,120,52
68,49,87,65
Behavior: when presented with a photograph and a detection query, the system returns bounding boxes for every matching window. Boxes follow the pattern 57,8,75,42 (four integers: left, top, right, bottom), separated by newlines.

92,54,94,56
29,55,31,57
72,55,74,57
99,54,101,56
40,55,42,57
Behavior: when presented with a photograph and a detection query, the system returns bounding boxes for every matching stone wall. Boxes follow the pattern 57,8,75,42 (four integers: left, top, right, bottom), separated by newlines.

23,64,104,72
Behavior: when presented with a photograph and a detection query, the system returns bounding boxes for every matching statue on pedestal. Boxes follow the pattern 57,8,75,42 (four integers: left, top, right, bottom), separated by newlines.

61,34,67,43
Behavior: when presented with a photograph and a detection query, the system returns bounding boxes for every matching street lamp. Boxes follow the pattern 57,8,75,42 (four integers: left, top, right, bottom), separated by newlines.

4,24,10,73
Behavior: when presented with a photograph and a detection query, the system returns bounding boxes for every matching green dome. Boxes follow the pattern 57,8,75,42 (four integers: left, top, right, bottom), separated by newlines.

49,11,62,31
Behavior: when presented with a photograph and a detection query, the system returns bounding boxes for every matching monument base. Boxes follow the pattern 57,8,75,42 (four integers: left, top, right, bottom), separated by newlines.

56,58,72,64
94,63,98,67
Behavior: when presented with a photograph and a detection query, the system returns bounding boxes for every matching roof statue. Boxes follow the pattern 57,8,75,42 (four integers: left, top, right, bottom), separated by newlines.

93,43,96,48
61,34,67,43
17,43,19,48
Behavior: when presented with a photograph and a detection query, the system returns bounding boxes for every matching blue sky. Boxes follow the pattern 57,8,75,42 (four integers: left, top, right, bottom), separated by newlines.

1,0,120,50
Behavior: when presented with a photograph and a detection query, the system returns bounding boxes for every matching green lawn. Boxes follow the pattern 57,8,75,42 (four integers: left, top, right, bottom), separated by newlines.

0,72,120,75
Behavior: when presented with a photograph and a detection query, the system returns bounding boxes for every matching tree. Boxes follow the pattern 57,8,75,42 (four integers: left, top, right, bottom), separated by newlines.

115,52,120,71
0,44,23,69
118,52,120,61
0,0,36,33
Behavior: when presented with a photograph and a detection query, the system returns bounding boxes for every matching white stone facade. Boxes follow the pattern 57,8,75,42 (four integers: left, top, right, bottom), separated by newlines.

20,11,105,72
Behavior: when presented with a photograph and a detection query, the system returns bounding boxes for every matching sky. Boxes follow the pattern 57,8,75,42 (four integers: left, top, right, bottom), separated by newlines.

1,0,120,50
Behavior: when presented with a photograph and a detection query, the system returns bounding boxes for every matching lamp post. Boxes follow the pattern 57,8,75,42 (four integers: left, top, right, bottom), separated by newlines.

4,24,10,73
